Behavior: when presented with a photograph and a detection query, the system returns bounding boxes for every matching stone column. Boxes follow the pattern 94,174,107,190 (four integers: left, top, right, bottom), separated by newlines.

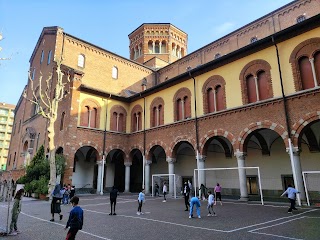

96,160,103,194
145,160,152,194
124,162,132,193
309,58,318,87
198,155,206,186
287,147,306,202
166,157,176,195
235,151,248,201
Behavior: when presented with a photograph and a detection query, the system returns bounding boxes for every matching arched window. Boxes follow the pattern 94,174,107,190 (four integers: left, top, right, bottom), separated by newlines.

81,106,90,127
131,105,143,132
111,112,117,131
297,15,306,23
290,38,320,91
90,108,97,128
203,76,227,114
40,50,44,63
60,112,65,131
239,60,273,104
110,105,127,132
174,88,192,121
47,50,52,65
152,106,157,127
112,66,118,79
150,97,164,127
78,54,85,68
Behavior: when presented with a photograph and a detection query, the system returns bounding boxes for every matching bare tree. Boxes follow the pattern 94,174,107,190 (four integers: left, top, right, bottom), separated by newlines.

23,60,70,193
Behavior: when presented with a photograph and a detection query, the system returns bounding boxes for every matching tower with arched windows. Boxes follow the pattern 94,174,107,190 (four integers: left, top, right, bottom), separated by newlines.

128,23,188,68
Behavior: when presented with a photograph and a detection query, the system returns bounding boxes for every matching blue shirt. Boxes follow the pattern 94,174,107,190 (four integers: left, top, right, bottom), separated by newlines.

138,192,145,202
281,187,298,200
66,206,84,230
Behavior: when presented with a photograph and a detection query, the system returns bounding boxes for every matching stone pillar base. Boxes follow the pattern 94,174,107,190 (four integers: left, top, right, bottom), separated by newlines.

238,197,249,202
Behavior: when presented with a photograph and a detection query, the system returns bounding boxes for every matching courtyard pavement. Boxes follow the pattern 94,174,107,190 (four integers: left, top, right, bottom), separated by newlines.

0,193,319,240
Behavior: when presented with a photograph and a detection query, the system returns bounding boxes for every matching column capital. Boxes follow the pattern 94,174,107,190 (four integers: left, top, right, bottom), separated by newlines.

309,57,314,63
124,161,132,167
145,160,152,165
166,157,176,164
234,151,246,160
286,146,300,156
198,155,206,162
96,160,103,165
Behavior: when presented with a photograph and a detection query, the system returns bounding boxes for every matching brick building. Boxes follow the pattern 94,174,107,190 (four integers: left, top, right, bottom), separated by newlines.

1,0,320,203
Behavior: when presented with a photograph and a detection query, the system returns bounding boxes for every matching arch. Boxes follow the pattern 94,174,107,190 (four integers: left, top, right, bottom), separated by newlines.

291,111,320,146
202,75,226,114
173,87,192,121
150,97,165,127
239,59,273,104
170,140,195,159
169,137,196,159
236,120,288,152
146,140,168,160
289,38,320,91
131,104,143,132
79,98,101,128
110,105,127,132
199,129,236,156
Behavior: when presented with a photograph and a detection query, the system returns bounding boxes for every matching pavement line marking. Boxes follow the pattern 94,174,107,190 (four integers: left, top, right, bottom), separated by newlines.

81,198,158,207
83,208,228,233
227,209,318,233
19,212,111,240
249,231,304,240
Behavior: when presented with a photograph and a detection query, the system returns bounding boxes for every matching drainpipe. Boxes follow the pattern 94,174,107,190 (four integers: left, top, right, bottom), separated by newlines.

272,36,301,206
187,67,200,197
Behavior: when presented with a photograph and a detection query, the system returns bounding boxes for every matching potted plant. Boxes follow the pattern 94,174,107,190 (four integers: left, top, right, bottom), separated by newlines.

36,176,49,200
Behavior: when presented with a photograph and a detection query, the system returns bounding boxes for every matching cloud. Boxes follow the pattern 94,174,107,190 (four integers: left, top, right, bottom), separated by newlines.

213,22,236,37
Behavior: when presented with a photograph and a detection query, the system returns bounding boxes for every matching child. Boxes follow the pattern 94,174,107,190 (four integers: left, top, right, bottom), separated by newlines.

162,182,167,202
207,190,216,216
189,196,201,219
8,189,24,236
214,183,222,205
281,184,299,213
137,189,145,215
65,196,83,240
109,186,119,215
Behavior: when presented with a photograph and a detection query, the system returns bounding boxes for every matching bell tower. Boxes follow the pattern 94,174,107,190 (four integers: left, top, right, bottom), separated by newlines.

128,23,188,69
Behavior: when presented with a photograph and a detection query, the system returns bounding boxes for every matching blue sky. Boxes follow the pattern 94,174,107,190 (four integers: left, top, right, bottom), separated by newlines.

0,0,293,105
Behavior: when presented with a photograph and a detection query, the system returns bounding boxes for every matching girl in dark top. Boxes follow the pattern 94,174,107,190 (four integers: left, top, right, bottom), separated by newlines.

109,186,119,215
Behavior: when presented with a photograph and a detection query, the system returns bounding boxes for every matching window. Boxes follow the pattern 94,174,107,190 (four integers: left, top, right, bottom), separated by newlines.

78,54,85,68
296,15,306,23
112,66,118,79
31,68,36,80
47,50,52,65
110,105,127,132
250,37,258,43
40,50,44,63
80,99,100,128
60,112,65,131
150,97,164,127
173,88,192,121
239,60,273,104
131,105,143,132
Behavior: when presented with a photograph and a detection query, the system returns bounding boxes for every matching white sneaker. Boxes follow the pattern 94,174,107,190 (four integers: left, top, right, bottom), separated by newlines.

136,212,141,215
213,213,217,216
162,200,166,202
15,230,21,234
198,216,201,219
140,212,144,215
207,214,211,216
8,232,17,236
189,216,192,219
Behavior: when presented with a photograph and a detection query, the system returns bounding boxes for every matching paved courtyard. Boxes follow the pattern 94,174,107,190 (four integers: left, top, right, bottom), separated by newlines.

0,194,319,240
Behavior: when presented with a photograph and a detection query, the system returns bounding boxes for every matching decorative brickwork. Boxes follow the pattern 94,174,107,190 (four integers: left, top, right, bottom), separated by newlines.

202,75,226,114
236,120,288,152
291,111,320,146
239,59,273,104
289,38,320,91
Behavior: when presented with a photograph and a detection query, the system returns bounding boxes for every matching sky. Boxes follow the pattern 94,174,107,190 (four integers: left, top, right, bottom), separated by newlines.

0,0,293,106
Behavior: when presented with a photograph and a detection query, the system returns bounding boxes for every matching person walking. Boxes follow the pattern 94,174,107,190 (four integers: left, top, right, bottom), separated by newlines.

200,184,207,200
137,189,145,215
188,180,193,196
162,182,167,202
8,189,24,236
189,196,201,219
154,183,160,197
69,186,76,200
281,184,299,213
183,182,190,211
109,186,119,215
50,184,63,222
207,190,216,216
65,196,83,240
214,183,222,205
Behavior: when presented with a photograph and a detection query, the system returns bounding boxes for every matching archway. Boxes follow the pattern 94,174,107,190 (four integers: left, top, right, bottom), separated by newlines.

107,149,125,192
130,149,143,192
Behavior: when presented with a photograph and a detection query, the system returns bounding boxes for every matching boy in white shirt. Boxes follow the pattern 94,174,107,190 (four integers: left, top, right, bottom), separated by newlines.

162,182,167,202
207,190,216,216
